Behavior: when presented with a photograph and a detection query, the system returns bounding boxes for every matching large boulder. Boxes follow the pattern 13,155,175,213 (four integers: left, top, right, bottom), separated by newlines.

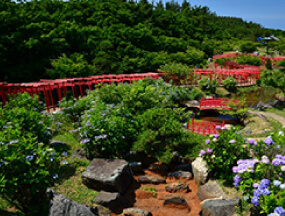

93,191,130,214
163,197,190,210
201,199,240,216
123,208,152,216
198,180,227,201
82,158,133,194
49,192,96,216
192,157,209,186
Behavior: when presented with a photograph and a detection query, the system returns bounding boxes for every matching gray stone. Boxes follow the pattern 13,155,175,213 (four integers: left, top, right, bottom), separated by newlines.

245,129,252,135
198,180,227,201
129,162,143,173
49,192,96,216
165,182,190,193
192,157,209,186
123,208,152,216
174,163,192,172
163,198,190,209
91,204,111,216
81,158,133,194
202,199,240,216
138,176,166,185
168,171,193,179
93,191,130,214
73,148,87,159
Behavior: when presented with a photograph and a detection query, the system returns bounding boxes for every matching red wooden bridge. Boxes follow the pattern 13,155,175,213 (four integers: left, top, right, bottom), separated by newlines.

187,118,224,135
199,97,239,110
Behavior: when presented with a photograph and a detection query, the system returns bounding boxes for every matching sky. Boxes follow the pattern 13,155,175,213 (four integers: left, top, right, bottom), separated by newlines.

154,0,285,30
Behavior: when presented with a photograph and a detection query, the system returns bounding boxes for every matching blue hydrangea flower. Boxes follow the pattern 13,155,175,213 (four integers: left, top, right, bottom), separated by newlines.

275,207,285,216
253,189,261,197
264,137,274,145
25,155,34,162
62,152,67,157
234,175,242,187
273,180,282,187
262,188,271,195
251,196,259,206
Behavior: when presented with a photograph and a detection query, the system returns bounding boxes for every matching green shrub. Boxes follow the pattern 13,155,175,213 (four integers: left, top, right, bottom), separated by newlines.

239,42,258,53
222,77,237,92
276,59,285,67
214,57,231,66
198,77,217,95
199,127,250,181
236,55,261,66
265,59,273,70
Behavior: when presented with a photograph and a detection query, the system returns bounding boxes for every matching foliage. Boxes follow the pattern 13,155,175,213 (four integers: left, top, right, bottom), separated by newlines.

1,0,283,82
276,59,285,67
199,127,250,181
239,42,258,53
265,59,273,70
234,130,285,215
222,99,248,123
214,58,231,66
198,77,217,95
261,69,285,92
236,55,262,66
0,93,61,215
222,77,237,93
133,107,196,164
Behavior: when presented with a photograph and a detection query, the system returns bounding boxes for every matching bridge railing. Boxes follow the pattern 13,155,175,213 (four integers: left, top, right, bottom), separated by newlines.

187,118,224,135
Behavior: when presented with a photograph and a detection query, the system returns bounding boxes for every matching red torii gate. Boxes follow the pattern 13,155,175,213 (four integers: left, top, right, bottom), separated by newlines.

0,73,161,112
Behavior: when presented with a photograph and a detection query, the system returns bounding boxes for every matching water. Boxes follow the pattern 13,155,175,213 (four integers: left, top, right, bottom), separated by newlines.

198,109,239,125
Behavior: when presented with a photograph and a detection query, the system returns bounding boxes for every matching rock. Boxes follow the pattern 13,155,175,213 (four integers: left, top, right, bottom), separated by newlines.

244,129,252,135
129,162,143,173
165,182,190,193
163,198,190,210
93,191,130,214
148,163,168,172
174,163,192,172
123,208,152,216
138,176,166,185
161,194,184,200
91,204,111,216
49,192,96,216
124,151,156,168
168,171,193,179
81,158,133,194
73,148,87,159
201,199,240,216
192,157,209,186
198,180,227,201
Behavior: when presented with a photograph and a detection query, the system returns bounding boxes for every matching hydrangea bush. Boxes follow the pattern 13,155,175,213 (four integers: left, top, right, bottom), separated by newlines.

234,131,285,215
199,127,250,181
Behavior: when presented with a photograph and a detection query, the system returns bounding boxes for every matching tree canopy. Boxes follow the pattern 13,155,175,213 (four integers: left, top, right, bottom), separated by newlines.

1,0,285,82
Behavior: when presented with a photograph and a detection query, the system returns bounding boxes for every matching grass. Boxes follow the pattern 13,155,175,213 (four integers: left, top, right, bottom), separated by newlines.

140,186,157,197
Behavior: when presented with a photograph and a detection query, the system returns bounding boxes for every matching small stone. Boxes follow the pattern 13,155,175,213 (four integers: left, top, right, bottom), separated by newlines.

123,208,152,216
148,163,168,172
73,148,87,159
91,204,111,216
165,182,190,193
138,176,166,185
163,198,190,210
93,191,130,214
168,171,193,179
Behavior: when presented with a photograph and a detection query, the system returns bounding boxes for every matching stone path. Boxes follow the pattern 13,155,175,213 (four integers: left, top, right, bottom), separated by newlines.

249,110,285,126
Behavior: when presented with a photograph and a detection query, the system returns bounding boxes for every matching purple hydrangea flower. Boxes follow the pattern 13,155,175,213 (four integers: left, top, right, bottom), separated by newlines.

259,179,270,189
251,196,259,206
234,175,242,187
232,166,238,173
272,159,281,166
253,183,259,188
229,139,236,144
253,189,261,197
261,156,270,164
262,188,271,195
248,139,257,145
264,137,274,145
216,125,221,130
207,148,213,154
275,207,285,215
205,139,210,144
199,150,206,157
80,138,90,144
213,134,219,138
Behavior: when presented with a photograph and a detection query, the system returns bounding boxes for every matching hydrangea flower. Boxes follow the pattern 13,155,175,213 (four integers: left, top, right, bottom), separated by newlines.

275,207,285,216
253,183,259,188
234,175,242,187
259,179,270,189
215,125,221,130
205,139,210,144
261,155,270,164
62,152,67,157
262,188,271,195
264,137,274,145
272,159,281,166
213,134,219,138
207,148,213,154
268,213,280,216
248,139,257,145
80,138,90,144
199,150,206,157
280,184,285,190
25,155,34,162
253,189,261,197
229,139,236,144
251,196,259,206
61,160,68,165
53,174,59,179
273,180,281,187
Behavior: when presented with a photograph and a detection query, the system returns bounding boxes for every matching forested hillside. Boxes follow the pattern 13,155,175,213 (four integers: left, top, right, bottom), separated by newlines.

1,0,285,82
